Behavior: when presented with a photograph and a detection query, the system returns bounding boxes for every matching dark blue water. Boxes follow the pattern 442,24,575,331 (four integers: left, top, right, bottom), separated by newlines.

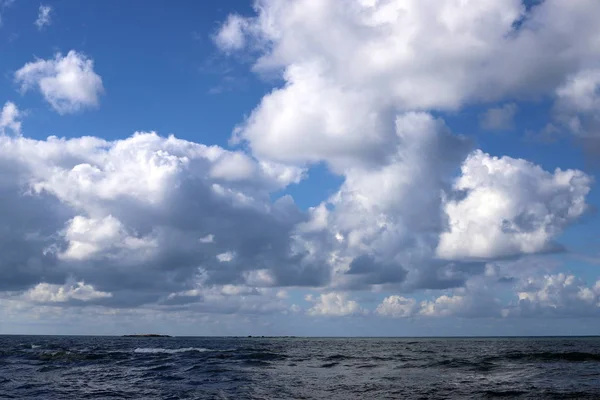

1,336,600,399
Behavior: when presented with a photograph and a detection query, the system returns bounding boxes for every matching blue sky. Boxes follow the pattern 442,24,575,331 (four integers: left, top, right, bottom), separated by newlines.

1,0,260,143
1,0,600,336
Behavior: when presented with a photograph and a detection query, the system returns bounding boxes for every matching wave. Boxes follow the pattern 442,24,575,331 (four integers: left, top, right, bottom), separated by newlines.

480,390,528,397
424,351,600,371
243,360,272,367
36,350,130,362
498,351,600,363
236,351,286,361
355,363,377,369
320,362,339,368
369,356,394,361
323,354,355,361
185,365,231,373
147,364,174,371
133,347,212,354
427,358,497,372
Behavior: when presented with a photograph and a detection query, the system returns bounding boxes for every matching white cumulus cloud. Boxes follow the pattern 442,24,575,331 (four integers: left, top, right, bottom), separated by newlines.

23,280,112,303
306,292,366,317
218,0,600,169
59,215,156,261
214,0,595,293
0,130,322,311
15,51,104,114
437,150,592,260
375,296,417,318
508,273,600,317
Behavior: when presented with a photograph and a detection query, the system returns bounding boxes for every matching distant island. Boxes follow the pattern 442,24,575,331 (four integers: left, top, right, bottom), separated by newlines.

122,334,172,337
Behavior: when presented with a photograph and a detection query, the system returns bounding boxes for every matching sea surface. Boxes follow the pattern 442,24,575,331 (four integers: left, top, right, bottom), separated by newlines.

1,336,600,399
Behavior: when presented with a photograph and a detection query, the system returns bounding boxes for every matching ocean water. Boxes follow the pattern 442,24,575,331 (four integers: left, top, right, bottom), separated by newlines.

1,336,600,399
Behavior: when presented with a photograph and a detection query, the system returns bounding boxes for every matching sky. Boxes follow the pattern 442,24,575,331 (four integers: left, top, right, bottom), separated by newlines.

0,0,600,337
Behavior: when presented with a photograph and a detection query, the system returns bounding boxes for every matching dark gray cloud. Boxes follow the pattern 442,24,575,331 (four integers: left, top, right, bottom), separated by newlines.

0,160,72,291
346,255,407,286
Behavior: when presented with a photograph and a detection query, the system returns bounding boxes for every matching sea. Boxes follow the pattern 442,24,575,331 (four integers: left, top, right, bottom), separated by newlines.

1,336,600,399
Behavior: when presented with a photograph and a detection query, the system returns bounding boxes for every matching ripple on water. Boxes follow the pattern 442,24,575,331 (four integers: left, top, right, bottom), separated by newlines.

2,336,600,399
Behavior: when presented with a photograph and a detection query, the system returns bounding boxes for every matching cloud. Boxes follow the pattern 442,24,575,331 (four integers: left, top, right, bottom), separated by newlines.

0,115,594,321
437,150,592,260
295,112,473,291
23,280,112,303
218,0,600,167
0,131,326,311
199,234,214,244
416,271,505,317
375,296,417,318
306,292,366,317
373,261,541,319
0,101,21,135
418,295,469,317
216,251,235,262
213,14,249,53
507,273,600,317
163,282,292,315
480,103,518,131
292,111,588,292
214,0,595,295
376,274,503,319
34,4,52,30
15,51,104,114
374,258,600,320
375,293,490,318
554,68,600,158
555,69,600,136
2,0,600,330
58,215,157,261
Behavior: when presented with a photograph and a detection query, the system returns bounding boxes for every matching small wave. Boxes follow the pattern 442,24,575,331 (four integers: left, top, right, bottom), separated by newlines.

243,360,272,367
158,375,185,381
323,354,354,361
213,353,234,359
133,347,211,354
35,349,130,363
369,356,393,361
184,365,230,373
38,365,62,373
428,358,496,371
320,362,339,368
237,352,286,361
415,349,435,354
393,354,419,362
481,390,528,397
147,364,173,371
356,364,377,369
31,345,41,349
501,351,600,363
38,350,73,361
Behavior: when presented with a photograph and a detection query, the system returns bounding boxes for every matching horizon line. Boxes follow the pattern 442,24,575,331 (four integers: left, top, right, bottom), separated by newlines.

1,334,599,338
